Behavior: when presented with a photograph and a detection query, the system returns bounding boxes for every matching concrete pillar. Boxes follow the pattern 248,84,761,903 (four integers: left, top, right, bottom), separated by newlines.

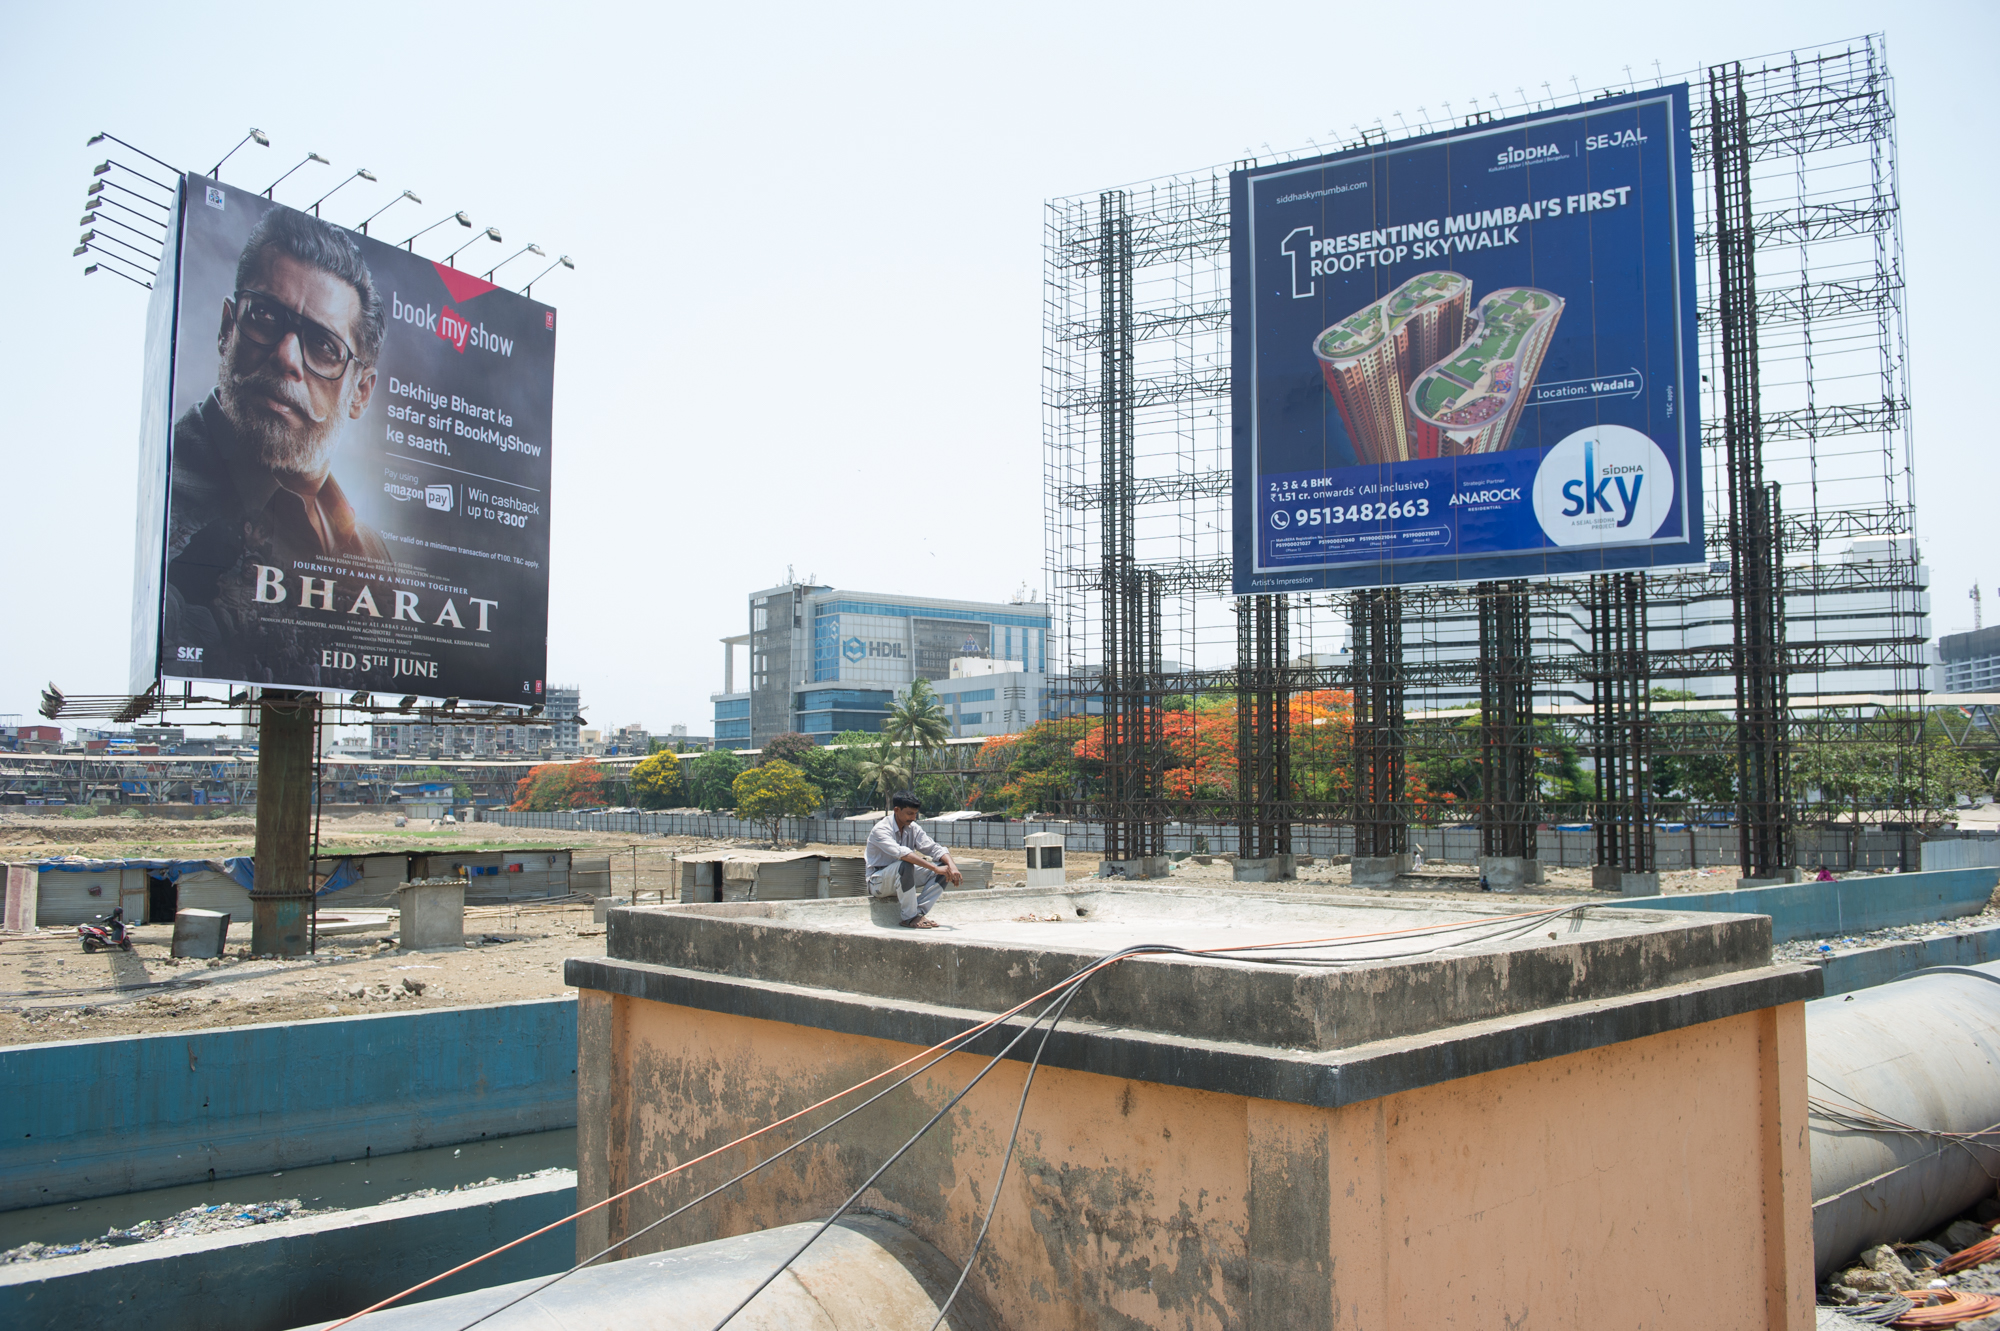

1479,856,1543,892
251,691,315,956
1352,854,1413,886
1233,854,1296,883
1595,865,1661,897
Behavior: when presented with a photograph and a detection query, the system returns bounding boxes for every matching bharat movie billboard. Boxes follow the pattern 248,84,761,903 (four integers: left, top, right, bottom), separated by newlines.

130,175,555,704
1231,87,1702,593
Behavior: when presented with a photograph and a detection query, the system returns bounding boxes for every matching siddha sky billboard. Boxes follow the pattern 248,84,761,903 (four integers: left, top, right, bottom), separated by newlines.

130,174,555,705
1230,86,1703,593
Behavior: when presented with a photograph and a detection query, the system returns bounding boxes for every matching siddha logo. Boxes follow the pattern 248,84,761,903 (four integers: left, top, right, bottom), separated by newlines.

1496,143,1564,168
1531,426,1674,547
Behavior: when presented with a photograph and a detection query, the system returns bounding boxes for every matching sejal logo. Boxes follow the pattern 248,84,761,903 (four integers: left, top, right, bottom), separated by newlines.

1531,425,1674,547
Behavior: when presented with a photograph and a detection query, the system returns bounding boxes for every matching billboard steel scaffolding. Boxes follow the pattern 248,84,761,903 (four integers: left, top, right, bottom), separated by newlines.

1043,36,1934,867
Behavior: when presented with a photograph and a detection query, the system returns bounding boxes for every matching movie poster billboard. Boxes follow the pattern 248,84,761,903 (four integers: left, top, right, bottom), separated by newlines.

130,175,555,705
1231,87,1702,594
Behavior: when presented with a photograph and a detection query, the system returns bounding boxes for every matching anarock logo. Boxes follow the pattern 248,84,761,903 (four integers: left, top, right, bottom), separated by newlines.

1531,425,1674,547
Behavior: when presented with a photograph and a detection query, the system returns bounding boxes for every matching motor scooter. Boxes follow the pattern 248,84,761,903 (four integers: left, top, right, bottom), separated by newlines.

78,907,132,953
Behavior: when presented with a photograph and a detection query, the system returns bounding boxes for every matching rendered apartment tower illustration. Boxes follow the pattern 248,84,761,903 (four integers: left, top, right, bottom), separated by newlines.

1407,287,1564,456
1312,271,1471,463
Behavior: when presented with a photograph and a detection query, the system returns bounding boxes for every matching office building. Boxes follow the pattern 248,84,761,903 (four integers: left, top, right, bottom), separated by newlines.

1939,627,2000,694
715,583,1051,747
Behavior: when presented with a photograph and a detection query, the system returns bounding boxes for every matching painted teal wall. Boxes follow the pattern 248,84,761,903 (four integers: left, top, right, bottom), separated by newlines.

0,998,575,1210
1622,867,1999,944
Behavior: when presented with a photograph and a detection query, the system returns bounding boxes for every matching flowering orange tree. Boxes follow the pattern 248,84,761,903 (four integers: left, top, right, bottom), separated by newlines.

509,758,609,811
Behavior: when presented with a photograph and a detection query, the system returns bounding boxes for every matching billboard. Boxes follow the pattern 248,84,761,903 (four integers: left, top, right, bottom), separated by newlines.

1231,87,1702,593
131,175,555,704
912,618,992,681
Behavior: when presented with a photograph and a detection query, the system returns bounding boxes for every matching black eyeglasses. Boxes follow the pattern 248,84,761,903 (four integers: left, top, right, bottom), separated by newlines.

230,289,360,381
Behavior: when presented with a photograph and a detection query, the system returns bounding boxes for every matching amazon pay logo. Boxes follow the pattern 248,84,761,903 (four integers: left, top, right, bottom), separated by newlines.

1531,426,1673,547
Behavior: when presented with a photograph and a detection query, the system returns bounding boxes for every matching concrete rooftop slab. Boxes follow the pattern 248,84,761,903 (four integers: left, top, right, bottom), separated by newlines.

599,885,1784,1053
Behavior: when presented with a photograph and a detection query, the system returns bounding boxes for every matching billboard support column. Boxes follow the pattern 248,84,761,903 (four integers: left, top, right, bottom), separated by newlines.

1711,62,1793,883
1478,582,1539,879
1349,590,1408,884
1233,594,1292,878
1589,573,1655,890
251,691,316,956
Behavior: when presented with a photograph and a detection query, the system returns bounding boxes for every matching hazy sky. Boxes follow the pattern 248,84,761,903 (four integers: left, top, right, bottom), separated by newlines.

2,1,1991,739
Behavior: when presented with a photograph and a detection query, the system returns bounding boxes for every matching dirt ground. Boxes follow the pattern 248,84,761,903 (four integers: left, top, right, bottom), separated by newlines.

0,808,1831,1047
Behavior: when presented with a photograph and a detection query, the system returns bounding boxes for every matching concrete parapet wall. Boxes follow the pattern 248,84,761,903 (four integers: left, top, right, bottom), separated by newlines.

1815,924,2000,997
1619,867,1998,944
0,999,576,1209
0,1173,576,1331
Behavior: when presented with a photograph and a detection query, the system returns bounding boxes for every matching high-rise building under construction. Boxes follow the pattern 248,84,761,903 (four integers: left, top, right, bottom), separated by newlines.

1312,271,1470,463
1407,286,1564,456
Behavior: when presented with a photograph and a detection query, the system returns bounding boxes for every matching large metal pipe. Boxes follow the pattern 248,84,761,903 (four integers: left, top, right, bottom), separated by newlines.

1809,963,2000,1276
296,1213,998,1331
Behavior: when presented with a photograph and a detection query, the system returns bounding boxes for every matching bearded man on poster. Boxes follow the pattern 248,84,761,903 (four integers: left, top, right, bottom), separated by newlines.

163,208,390,679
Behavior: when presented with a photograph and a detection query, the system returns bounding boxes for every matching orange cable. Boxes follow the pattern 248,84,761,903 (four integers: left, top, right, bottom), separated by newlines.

324,902,1573,1328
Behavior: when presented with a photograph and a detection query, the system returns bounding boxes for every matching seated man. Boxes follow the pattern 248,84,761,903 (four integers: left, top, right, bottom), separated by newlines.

865,791,961,929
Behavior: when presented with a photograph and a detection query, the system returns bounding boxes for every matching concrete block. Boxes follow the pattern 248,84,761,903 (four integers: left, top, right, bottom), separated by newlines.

1233,855,1297,883
1739,866,1805,889
1352,854,1413,886
1619,871,1661,898
1480,857,1543,891
1592,865,1625,891
169,908,230,959
397,879,465,950
592,897,630,924
1099,857,1172,880
1025,834,1067,888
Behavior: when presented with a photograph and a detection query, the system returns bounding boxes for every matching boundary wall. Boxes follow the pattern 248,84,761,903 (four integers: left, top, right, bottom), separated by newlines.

0,998,576,1209
483,810,1932,871
0,1173,575,1331
1620,867,1998,944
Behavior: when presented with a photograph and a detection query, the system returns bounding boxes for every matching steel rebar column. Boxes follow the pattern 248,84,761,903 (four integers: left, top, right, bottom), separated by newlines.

1095,190,1160,866
1711,62,1792,879
1235,594,1291,865
1477,581,1538,865
1588,572,1654,884
1350,590,1406,868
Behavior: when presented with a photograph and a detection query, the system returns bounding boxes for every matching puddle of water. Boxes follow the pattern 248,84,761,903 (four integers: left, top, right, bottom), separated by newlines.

0,1128,576,1250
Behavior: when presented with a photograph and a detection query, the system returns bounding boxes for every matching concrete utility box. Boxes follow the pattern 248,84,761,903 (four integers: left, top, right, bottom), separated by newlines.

1024,834,1066,888
169,908,230,959
396,879,465,949
570,886,1821,1329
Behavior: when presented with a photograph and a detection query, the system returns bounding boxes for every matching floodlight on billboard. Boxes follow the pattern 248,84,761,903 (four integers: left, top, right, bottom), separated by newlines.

128,174,555,706
1231,87,1703,593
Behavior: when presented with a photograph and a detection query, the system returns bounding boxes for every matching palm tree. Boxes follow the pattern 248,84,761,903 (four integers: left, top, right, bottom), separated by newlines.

884,679,951,778
852,740,912,811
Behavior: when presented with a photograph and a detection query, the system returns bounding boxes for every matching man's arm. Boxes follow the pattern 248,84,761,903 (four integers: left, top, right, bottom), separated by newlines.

910,825,962,885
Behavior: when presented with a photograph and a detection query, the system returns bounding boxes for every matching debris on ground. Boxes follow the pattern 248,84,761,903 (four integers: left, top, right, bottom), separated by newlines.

379,1166,570,1205
1820,1195,2000,1327
0,1199,330,1263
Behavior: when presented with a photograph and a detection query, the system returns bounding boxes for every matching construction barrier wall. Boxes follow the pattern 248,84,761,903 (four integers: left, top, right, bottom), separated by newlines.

480,810,1935,871
0,998,576,1209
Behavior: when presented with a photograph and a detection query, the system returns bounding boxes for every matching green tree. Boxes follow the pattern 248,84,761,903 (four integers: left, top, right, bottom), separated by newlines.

1792,709,1983,823
732,760,823,842
852,740,913,811
689,750,745,810
629,750,686,809
884,679,950,771
1648,690,1737,810
798,743,863,809
761,732,815,765
406,765,470,799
